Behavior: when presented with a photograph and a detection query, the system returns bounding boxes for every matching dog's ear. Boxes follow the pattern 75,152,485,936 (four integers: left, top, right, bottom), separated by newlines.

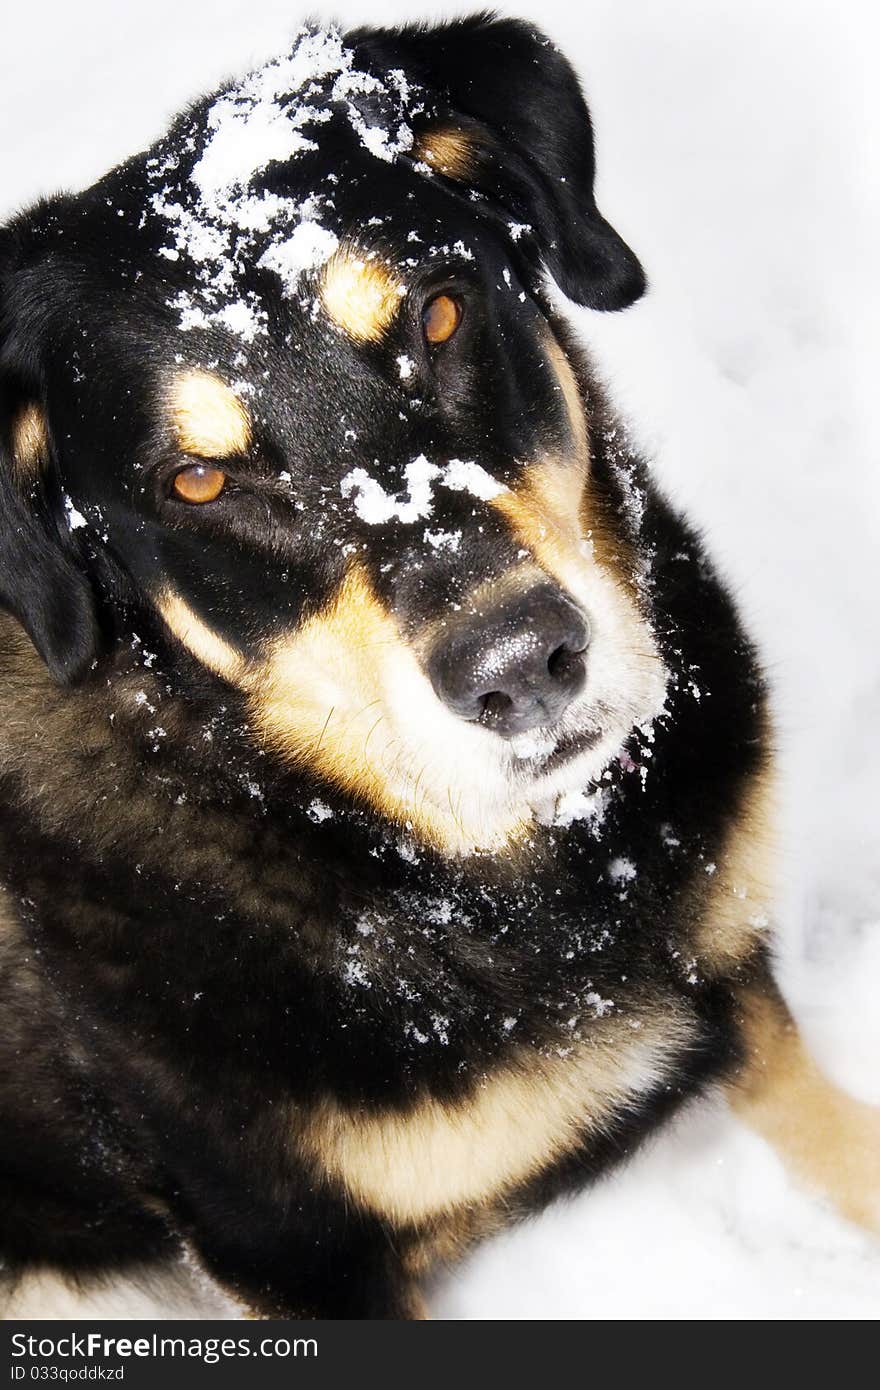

0,224,100,683
350,15,646,310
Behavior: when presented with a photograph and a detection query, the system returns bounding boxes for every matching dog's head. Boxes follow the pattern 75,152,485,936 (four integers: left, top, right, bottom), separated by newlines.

0,17,666,855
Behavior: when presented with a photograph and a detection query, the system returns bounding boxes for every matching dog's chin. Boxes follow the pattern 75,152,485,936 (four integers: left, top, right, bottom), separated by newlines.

510,718,627,824
361,712,619,857
417,706,637,850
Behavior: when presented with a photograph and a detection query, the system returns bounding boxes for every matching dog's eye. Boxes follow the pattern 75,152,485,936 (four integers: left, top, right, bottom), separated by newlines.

171,463,227,504
422,293,462,345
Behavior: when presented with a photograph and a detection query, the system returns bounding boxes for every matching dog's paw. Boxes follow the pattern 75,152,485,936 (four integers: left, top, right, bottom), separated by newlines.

729,986,880,1237
812,1088,880,1235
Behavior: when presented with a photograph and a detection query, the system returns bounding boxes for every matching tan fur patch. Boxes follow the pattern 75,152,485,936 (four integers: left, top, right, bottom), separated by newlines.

729,984,880,1233
413,126,476,180
0,1259,241,1321
247,566,525,852
493,452,639,618
400,1208,504,1280
544,333,589,460
493,457,587,589
249,565,399,802
9,401,49,480
169,370,251,459
693,759,777,971
321,250,403,342
149,572,528,855
155,589,245,684
493,459,639,617
300,1006,695,1225
495,334,642,599
491,333,593,589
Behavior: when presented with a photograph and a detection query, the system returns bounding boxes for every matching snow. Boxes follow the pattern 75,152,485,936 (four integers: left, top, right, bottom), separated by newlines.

341,454,439,524
508,729,557,761
188,30,345,197
63,495,88,530
423,527,461,553
340,456,507,524
607,856,637,884
2,0,878,1322
257,221,340,292
140,23,430,340
550,786,607,830
440,458,507,501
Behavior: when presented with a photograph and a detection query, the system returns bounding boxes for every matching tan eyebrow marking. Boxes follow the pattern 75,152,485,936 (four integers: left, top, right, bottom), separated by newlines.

413,126,476,180
9,402,50,480
154,588,245,684
320,250,404,343
169,370,251,458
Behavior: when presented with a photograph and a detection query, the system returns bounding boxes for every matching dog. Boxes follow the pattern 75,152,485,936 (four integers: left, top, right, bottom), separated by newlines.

0,14,877,1320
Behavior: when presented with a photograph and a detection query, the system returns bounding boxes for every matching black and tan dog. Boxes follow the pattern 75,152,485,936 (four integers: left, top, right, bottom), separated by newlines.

0,16,877,1319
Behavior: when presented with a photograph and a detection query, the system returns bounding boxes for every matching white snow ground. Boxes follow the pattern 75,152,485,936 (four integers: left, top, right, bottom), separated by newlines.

2,0,878,1321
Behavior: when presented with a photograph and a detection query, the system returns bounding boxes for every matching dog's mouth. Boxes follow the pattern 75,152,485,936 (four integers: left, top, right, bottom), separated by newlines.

509,722,604,774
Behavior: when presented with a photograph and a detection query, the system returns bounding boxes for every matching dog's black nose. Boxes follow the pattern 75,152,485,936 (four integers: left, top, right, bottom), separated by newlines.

428,584,589,737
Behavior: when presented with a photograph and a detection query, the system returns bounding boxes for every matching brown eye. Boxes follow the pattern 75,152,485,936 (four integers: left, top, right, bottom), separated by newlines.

171,463,226,504
422,293,462,345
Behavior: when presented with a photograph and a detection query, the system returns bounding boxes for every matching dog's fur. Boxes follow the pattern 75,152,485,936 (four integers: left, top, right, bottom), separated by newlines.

0,16,877,1319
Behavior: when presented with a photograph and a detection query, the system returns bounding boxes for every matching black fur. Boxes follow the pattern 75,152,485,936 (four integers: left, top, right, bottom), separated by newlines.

0,16,770,1318
350,16,646,308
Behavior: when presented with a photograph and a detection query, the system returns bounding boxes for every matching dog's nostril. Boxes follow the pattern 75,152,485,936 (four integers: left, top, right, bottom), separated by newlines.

478,691,514,727
547,642,584,683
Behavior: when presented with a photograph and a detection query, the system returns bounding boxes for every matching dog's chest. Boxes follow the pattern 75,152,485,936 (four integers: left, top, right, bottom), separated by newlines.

295,1004,695,1225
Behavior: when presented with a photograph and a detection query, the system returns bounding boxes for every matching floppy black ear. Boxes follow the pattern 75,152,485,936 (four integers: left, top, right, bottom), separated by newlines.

350,14,646,310
0,226,101,683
